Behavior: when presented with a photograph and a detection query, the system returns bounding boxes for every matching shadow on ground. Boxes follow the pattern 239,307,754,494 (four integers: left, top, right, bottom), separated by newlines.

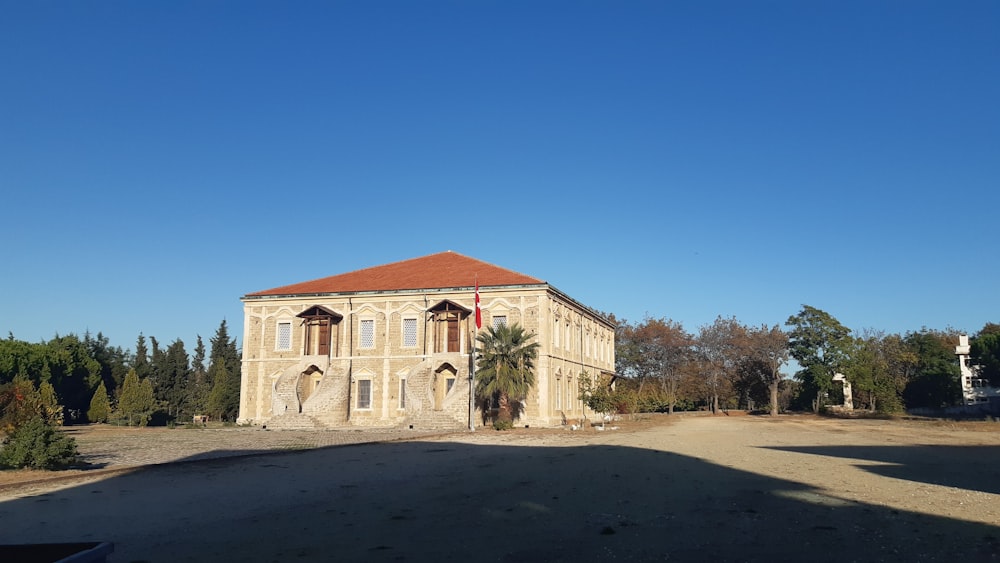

764,445,1000,495
1,439,998,562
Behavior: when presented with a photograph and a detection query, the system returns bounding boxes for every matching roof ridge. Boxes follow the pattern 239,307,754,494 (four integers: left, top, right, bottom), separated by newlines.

245,251,544,297
453,251,544,285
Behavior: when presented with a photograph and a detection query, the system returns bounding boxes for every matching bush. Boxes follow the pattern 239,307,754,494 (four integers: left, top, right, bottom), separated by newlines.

492,419,514,431
0,417,79,470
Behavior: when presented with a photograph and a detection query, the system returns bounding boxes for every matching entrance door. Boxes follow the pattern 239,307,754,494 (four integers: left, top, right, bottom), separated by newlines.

297,306,342,357
317,320,330,356
447,317,459,353
428,300,470,353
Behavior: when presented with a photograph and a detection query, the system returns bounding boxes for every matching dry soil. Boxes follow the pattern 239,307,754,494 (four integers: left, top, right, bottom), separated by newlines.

1,414,999,562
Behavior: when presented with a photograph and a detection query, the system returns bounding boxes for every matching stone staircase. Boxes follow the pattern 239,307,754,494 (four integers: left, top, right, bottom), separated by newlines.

264,413,326,430
400,355,470,431
269,357,350,429
403,410,468,432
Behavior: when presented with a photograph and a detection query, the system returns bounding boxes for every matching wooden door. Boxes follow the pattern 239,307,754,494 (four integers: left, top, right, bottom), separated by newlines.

317,320,330,356
447,317,459,352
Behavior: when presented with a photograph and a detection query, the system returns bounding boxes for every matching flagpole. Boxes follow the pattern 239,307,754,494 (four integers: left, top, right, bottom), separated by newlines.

469,276,479,432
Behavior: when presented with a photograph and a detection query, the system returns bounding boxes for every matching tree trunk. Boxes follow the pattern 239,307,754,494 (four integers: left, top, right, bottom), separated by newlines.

497,392,512,422
712,394,719,415
770,377,779,417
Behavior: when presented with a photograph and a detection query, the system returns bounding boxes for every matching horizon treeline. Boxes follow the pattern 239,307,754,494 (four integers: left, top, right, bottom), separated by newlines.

612,306,1000,415
0,320,241,426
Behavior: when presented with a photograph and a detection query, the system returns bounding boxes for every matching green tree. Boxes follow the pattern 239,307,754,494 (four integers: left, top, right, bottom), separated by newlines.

971,323,1000,387
188,335,209,414
38,381,64,426
207,321,241,421
156,339,191,420
206,365,239,422
475,323,540,426
84,331,128,398
0,376,44,433
87,380,112,423
45,335,103,422
843,330,906,413
148,335,165,404
619,317,694,414
902,329,961,409
696,316,743,414
0,416,78,470
578,371,630,427
786,305,852,412
132,334,150,381
0,337,49,385
738,324,789,416
116,369,155,427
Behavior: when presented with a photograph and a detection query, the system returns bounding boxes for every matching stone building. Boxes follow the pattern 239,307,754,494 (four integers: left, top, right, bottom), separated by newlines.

237,251,616,430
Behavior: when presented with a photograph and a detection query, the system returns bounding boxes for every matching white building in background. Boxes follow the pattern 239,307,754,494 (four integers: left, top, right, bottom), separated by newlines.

955,335,1000,405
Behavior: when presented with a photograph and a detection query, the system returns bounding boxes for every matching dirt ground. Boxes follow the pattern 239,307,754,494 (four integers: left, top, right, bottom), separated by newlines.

1,414,999,562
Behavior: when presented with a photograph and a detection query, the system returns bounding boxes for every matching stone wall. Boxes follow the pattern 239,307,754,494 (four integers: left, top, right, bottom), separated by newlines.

238,285,614,429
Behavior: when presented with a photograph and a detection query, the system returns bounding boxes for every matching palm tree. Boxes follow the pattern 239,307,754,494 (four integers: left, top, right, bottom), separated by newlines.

475,323,540,424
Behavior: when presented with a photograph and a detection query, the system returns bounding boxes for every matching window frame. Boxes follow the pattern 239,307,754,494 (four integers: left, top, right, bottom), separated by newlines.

360,318,375,350
357,379,372,410
275,320,293,352
402,317,418,348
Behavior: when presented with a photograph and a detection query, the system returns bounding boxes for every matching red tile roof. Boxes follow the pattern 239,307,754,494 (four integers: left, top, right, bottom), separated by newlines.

245,251,545,297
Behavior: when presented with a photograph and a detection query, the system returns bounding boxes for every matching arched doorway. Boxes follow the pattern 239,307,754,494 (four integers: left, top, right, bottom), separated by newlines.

295,366,323,412
434,363,458,410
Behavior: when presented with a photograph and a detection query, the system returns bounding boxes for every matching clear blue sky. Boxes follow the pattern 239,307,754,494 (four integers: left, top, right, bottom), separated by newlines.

2,1,997,353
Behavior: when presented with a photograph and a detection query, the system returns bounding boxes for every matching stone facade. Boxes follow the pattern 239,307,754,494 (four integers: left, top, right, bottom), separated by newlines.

237,252,615,430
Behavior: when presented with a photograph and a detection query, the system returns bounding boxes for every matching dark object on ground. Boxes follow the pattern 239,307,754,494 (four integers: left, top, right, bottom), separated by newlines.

0,541,113,562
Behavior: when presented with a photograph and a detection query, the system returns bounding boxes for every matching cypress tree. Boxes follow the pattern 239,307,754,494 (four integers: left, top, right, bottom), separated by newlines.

208,321,241,421
161,339,191,419
117,369,154,427
132,334,150,381
38,381,64,426
206,365,236,421
87,380,111,423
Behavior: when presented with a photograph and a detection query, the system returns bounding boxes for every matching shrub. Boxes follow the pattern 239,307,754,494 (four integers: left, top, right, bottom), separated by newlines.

0,417,79,470
492,419,514,431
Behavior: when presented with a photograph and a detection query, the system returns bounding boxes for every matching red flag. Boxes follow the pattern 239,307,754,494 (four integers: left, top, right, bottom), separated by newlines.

475,278,482,329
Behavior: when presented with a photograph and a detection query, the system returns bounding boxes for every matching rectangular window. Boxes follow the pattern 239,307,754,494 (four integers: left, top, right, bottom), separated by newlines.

492,315,507,330
276,322,292,351
360,319,375,349
399,378,406,409
402,318,417,347
357,379,372,409
446,377,456,394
